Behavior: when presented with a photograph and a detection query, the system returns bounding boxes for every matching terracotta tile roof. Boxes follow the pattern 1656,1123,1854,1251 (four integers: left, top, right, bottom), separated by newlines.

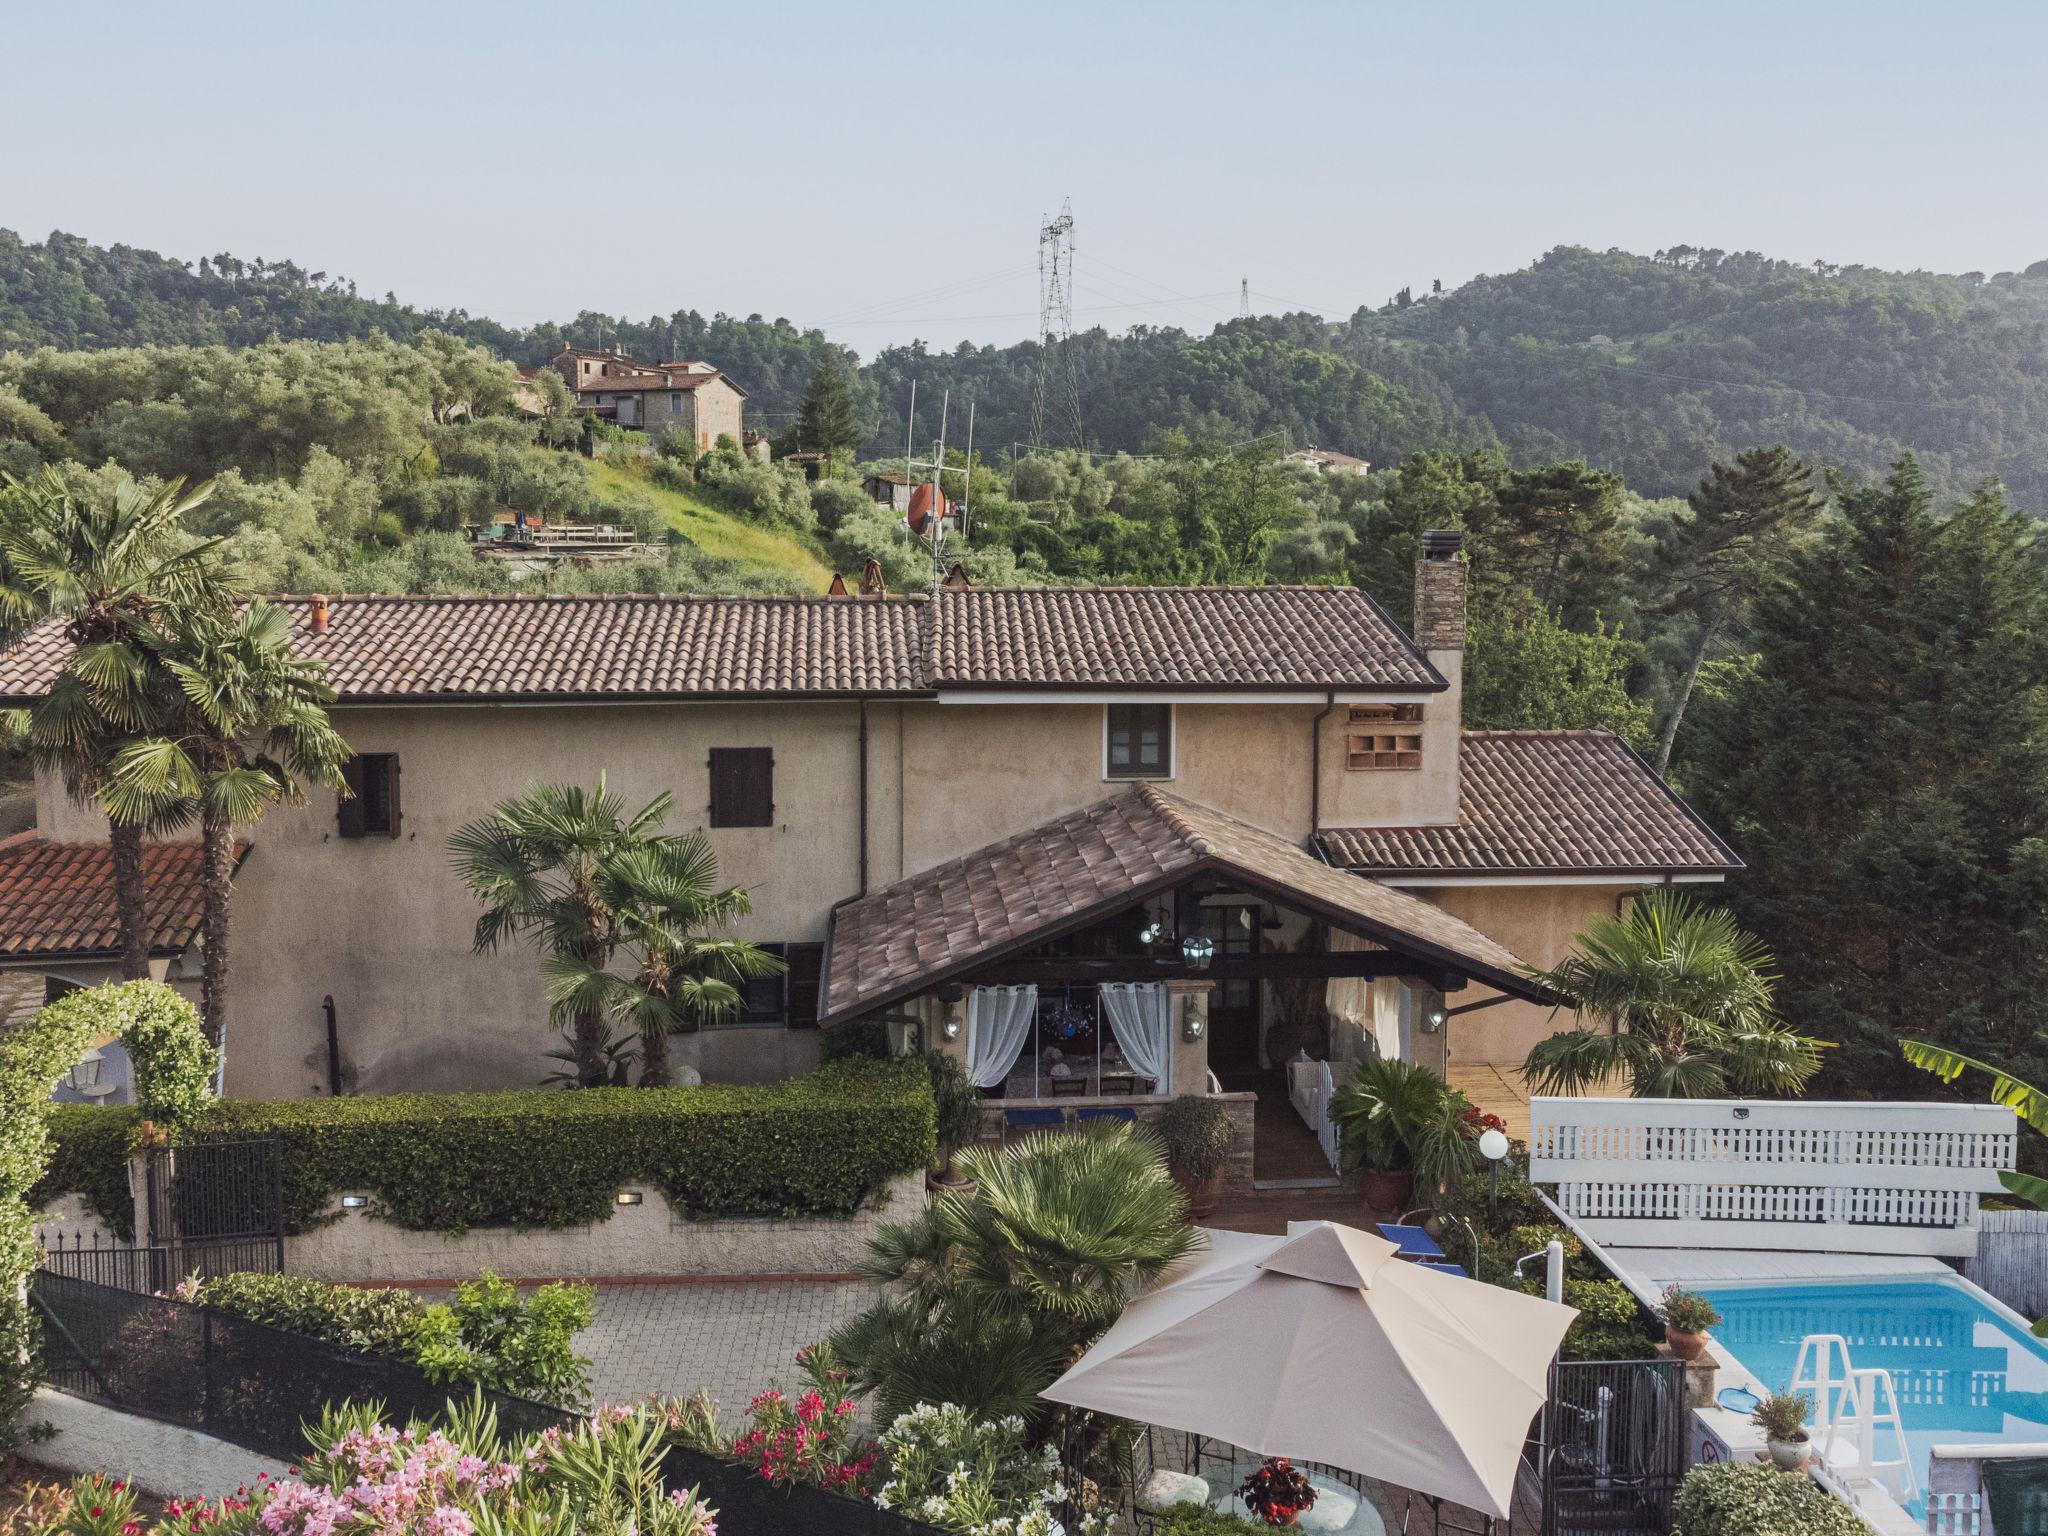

818,785,1542,1024
1317,730,1741,877
0,836,246,961
576,372,735,394
925,586,1441,690
0,588,1440,702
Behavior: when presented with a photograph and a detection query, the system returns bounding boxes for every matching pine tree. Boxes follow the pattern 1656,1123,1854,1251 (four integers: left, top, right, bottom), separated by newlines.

1689,459,2048,1092
797,355,863,463
1650,446,1826,770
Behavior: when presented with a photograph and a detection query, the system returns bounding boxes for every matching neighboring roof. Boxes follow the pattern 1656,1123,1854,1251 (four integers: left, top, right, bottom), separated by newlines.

1291,445,1369,468
0,588,1443,704
924,586,1443,691
573,370,749,398
1317,730,1741,877
0,835,248,962
817,785,1544,1025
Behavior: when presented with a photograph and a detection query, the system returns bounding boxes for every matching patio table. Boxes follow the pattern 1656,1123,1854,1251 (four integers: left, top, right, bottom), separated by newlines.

1201,1459,1388,1535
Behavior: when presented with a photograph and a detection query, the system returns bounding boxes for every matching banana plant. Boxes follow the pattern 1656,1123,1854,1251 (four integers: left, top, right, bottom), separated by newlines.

1903,1040,2048,1336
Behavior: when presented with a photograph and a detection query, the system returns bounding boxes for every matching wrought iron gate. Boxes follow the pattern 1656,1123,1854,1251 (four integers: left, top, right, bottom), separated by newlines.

1539,1359,1688,1536
149,1138,285,1280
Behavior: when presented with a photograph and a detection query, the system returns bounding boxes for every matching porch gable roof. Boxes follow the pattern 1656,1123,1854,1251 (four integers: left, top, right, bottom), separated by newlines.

816,785,1547,1025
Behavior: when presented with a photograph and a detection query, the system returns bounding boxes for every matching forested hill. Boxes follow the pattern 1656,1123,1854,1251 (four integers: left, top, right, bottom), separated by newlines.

7,228,2048,503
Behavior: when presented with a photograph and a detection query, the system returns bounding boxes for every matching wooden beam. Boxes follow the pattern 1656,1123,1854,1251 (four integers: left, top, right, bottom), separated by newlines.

962,951,1444,985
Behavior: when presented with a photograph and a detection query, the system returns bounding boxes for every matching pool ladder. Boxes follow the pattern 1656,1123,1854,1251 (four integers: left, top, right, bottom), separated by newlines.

1788,1333,1919,1507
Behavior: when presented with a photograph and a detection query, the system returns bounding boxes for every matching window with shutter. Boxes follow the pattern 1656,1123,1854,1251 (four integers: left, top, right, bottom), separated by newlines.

708,747,774,827
739,942,787,1023
338,754,400,837
785,942,824,1029
1104,704,1173,780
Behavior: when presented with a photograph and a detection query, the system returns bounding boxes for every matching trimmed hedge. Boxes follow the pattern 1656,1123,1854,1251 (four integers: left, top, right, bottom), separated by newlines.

35,1103,140,1239
1672,1462,1866,1535
40,1058,935,1235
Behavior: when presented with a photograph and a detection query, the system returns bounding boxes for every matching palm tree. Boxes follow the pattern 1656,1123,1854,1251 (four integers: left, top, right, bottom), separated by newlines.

1328,1056,1480,1195
106,600,352,1066
0,469,228,977
833,1124,1198,1423
1902,1041,2048,1215
1521,888,1825,1099
544,833,780,1086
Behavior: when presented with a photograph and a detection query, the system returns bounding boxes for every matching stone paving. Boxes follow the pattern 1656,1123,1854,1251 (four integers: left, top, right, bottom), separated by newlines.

577,1279,882,1418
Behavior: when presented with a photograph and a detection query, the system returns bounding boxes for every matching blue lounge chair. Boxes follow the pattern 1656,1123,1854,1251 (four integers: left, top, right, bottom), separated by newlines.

1003,1107,1066,1137
1376,1222,1446,1259
1417,1261,1469,1278
1077,1105,1137,1125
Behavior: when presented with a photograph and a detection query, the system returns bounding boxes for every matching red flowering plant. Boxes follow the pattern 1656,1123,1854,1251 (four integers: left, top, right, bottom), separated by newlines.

727,1344,878,1496
1235,1456,1318,1526
34,1472,266,1536
1455,1103,1508,1140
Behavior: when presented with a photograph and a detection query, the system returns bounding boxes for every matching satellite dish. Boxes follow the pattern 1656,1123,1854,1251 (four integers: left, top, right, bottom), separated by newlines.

906,481,948,536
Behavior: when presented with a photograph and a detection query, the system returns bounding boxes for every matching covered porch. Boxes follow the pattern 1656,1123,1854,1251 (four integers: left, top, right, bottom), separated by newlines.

816,785,1553,1191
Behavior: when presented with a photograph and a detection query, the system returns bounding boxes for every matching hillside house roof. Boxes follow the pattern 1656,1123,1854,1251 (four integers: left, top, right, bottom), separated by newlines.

574,371,748,398
1317,730,1741,878
0,835,249,963
817,784,1546,1024
0,587,1446,703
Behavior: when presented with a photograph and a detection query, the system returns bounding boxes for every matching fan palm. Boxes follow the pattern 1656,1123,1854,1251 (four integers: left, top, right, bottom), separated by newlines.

1327,1056,1479,1194
542,832,780,1086
105,600,352,1068
833,1124,1198,1423
1521,888,1824,1099
0,469,229,977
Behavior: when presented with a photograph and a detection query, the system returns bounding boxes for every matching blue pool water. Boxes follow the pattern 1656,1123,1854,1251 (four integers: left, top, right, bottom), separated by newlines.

1697,1277,2048,1514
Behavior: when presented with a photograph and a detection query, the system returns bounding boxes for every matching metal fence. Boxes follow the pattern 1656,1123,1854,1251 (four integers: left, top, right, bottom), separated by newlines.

1538,1358,1688,1536
31,1269,568,1463
658,1444,943,1536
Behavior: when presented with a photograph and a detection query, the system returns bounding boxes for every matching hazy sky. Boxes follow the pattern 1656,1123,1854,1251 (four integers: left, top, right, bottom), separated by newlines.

6,0,2047,355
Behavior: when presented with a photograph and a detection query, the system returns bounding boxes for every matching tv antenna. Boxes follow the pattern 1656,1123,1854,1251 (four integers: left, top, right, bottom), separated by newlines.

901,380,975,587
1240,277,1250,318
1029,199,1084,450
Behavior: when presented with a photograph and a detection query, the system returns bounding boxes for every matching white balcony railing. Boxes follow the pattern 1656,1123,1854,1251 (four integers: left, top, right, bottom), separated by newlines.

1529,1098,2018,1257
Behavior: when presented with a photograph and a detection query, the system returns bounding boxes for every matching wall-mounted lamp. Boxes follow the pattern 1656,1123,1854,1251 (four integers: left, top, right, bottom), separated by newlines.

941,1012,962,1042
339,1194,369,1210
615,1190,644,1206
1181,998,1206,1042
1180,934,1216,971
1732,1107,1750,1121
65,1047,104,1093
1139,917,1169,946
1420,1006,1446,1034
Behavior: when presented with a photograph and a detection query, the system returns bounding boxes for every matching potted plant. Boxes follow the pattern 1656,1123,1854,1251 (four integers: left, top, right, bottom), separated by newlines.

1327,1058,1479,1213
1751,1391,1813,1470
1155,1094,1234,1217
927,1050,986,1193
1235,1456,1318,1527
1657,1286,1721,1362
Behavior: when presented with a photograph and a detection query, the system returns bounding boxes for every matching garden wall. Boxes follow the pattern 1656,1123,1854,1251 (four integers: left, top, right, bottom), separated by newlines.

31,1388,289,1498
285,1173,928,1283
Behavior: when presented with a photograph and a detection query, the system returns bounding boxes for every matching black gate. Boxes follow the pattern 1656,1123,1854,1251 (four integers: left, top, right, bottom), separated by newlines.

1539,1359,1688,1536
150,1138,285,1280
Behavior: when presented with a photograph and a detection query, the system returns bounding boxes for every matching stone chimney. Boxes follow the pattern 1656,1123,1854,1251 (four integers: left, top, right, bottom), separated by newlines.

858,557,887,597
1413,530,1466,653
308,594,331,634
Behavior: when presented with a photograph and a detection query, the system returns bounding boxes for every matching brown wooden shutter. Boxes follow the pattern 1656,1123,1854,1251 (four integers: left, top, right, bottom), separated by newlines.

708,747,774,828
337,755,367,838
785,942,824,1029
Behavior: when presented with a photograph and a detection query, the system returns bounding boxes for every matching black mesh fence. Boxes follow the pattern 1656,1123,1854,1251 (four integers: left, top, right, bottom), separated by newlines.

659,1444,942,1536
31,1269,569,1463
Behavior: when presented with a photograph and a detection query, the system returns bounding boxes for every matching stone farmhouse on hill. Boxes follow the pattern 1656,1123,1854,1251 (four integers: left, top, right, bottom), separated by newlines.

0,535,1738,1171
546,344,747,450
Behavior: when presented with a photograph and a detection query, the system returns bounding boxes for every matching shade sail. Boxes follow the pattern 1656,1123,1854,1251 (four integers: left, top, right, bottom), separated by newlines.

1041,1222,1577,1519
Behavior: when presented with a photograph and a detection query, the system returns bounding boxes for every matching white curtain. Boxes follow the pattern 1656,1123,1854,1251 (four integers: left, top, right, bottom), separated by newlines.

1325,929,1374,1063
1371,979,1406,1063
966,985,1038,1090
1099,982,1172,1095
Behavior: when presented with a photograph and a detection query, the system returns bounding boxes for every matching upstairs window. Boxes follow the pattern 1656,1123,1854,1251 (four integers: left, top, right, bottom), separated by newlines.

1346,704,1424,770
735,941,824,1027
1105,704,1173,780
708,747,774,827
669,392,682,410
338,753,402,837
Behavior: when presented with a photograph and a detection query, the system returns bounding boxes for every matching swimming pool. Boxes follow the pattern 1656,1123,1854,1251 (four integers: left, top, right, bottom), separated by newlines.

1697,1276,2048,1515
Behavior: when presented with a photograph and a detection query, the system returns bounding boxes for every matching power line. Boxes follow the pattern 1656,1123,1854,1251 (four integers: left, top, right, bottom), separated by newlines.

1031,200,1085,451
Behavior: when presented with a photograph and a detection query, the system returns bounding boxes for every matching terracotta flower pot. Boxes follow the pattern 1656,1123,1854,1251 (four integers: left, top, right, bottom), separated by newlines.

1174,1169,1222,1219
1360,1166,1414,1214
1665,1325,1708,1363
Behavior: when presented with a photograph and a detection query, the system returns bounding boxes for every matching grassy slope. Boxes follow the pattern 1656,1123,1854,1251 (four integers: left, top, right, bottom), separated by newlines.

588,460,834,593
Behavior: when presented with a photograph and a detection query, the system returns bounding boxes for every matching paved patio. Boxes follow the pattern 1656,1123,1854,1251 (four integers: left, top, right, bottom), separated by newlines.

577,1279,881,1417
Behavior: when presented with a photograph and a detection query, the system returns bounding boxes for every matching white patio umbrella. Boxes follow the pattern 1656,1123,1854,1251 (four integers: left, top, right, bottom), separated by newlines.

1041,1221,1577,1520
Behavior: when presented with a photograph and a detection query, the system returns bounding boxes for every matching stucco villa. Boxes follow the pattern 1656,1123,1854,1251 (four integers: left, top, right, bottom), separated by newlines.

0,534,1737,1172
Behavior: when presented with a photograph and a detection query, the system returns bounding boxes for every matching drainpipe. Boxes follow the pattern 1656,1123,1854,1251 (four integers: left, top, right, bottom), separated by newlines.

857,697,870,896
1309,690,1336,835
322,995,343,1097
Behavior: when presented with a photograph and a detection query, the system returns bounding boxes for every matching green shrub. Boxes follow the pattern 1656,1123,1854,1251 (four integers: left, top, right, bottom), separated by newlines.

1557,1277,1655,1361
406,1270,594,1409
33,1103,139,1238
1155,1095,1234,1183
193,1270,422,1354
926,1050,984,1173
1151,1505,1254,1536
1671,1461,1865,1535
179,1057,933,1232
